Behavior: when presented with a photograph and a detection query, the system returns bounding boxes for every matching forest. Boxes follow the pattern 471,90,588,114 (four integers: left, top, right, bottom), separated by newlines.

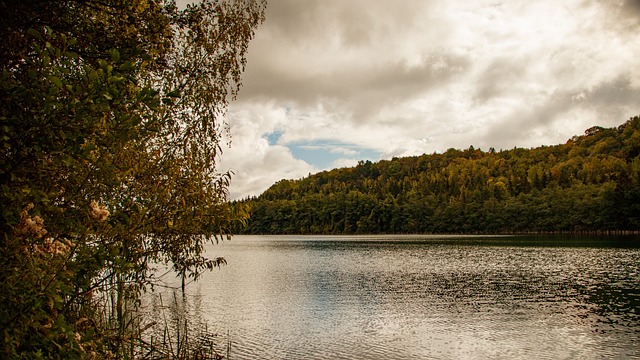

239,116,640,234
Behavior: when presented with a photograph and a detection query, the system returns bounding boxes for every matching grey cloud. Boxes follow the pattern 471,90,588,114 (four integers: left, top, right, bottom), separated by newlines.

240,49,472,127
263,0,437,46
243,51,469,96
592,0,640,32
362,53,471,92
474,57,528,104
261,0,326,44
622,0,640,16
238,0,450,104
581,76,640,120
483,76,640,149
586,76,639,105
481,89,579,150
344,53,472,124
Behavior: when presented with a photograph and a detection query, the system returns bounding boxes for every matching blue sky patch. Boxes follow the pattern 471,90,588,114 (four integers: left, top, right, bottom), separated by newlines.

265,130,283,146
287,140,380,169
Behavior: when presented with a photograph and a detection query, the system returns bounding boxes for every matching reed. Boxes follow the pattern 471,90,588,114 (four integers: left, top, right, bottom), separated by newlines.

88,281,227,359
138,292,226,360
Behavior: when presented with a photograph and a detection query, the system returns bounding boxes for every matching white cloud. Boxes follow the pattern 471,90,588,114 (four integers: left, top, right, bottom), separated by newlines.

221,102,315,199
329,158,360,170
329,147,358,156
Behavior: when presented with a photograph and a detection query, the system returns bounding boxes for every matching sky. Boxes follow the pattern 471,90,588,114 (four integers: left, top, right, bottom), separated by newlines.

180,0,640,200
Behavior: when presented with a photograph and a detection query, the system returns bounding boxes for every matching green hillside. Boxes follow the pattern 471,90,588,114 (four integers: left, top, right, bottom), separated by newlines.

238,116,640,234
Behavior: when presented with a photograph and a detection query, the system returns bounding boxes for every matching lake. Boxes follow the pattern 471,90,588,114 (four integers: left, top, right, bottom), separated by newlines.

147,235,640,359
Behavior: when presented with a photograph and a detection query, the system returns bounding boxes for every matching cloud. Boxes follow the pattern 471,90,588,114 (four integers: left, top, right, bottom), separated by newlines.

237,0,459,107
329,147,357,156
218,0,640,199
220,102,315,199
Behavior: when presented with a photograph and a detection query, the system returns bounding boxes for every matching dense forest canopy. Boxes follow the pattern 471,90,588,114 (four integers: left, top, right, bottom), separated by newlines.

240,117,640,234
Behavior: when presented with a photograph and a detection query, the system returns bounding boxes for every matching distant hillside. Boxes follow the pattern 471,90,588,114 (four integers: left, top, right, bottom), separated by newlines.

238,116,640,234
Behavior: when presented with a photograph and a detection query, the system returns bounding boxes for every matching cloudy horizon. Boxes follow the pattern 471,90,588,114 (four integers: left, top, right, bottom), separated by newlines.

208,0,640,199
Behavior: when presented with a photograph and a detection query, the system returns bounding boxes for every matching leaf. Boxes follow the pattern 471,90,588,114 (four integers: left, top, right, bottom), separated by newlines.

26,28,42,40
110,48,120,62
119,61,135,71
63,51,79,60
49,76,62,89
108,76,124,83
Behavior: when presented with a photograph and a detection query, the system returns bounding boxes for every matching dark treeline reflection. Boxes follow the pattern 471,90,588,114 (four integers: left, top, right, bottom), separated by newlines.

239,117,640,234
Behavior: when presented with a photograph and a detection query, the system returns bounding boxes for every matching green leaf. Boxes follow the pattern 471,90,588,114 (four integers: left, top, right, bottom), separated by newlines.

63,51,79,60
49,76,62,88
119,61,135,71
26,28,42,40
108,76,124,83
110,48,120,62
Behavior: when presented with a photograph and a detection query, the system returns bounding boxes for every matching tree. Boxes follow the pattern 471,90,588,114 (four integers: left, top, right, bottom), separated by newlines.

0,0,265,357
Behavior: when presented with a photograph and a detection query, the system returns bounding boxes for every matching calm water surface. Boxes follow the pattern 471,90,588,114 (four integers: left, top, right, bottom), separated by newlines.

149,235,640,359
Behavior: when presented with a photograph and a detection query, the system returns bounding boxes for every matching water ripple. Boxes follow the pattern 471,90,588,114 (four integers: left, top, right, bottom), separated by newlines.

145,235,640,359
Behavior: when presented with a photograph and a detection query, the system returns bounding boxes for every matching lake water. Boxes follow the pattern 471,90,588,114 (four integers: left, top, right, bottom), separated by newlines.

147,235,640,359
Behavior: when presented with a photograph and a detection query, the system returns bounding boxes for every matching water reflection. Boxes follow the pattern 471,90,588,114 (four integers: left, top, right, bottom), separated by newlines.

146,235,640,359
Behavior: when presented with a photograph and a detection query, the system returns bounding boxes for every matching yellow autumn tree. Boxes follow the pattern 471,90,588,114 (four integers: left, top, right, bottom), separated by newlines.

0,0,265,357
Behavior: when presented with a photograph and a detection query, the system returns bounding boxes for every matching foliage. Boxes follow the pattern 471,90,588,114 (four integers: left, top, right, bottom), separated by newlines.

0,0,265,358
240,117,640,234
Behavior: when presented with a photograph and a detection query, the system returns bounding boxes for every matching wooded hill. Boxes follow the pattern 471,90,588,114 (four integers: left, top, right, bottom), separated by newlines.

238,116,640,234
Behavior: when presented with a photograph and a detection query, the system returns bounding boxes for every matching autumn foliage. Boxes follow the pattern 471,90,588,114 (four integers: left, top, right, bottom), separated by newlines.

241,118,640,234
0,0,265,358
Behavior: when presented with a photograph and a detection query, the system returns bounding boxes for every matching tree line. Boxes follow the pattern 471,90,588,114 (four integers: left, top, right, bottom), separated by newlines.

239,117,640,234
